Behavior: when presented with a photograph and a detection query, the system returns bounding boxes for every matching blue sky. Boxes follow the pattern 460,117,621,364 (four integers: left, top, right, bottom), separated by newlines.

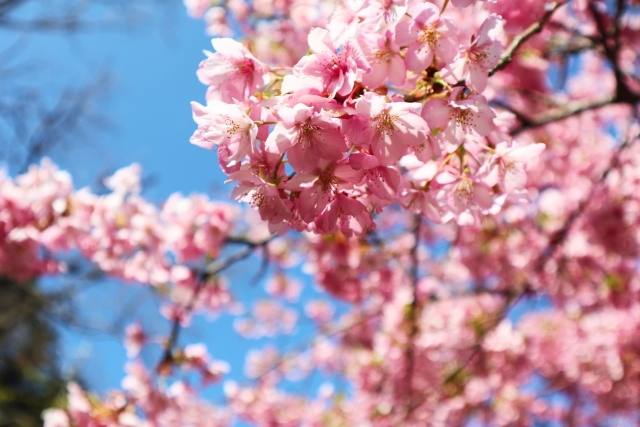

0,3,321,402
0,7,344,415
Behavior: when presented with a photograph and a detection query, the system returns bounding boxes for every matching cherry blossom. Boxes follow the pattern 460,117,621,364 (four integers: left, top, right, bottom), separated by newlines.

190,101,257,171
356,92,430,165
293,27,371,99
265,104,347,173
197,38,270,102
12,1,640,426
422,87,496,152
394,2,459,72
479,141,546,193
442,14,505,93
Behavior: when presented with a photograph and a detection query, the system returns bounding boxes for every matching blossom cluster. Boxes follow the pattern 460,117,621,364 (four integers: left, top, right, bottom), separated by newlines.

19,0,640,426
0,159,250,317
189,0,547,236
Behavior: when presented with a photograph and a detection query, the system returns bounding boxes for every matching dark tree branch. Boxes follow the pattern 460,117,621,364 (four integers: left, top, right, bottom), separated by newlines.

588,1,639,104
156,237,272,374
489,1,566,77
509,97,614,136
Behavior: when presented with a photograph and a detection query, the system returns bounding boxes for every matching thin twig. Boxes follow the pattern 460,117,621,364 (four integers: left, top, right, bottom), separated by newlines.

489,2,566,77
155,238,272,374
509,97,614,136
404,214,422,421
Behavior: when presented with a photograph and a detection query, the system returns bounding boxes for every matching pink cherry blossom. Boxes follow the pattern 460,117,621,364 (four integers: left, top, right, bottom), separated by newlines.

293,27,371,99
358,0,407,28
359,30,406,88
442,14,505,93
355,92,430,165
265,104,347,173
394,2,459,72
190,101,257,170
285,160,364,223
349,152,401,201
479,141,546,193
422,87,496,152
437,169,494,219
14,2,640,426
313,192,375,236
197,38,270,102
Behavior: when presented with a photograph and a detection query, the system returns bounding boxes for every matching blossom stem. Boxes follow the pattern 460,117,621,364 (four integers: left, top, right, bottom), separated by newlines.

422,152,455,190
476,141,495,153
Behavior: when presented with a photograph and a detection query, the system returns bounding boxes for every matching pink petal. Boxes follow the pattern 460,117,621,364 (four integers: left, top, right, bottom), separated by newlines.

362,62,389,89
506,143,546,162
405,44,434,73
422,99,452,129
468,110,496,136
412,2,440,27
467,63,489,93
312,127,347,160
475,14,505,47
451,0,475,7
473,183,494,209
334,164,365,184
279,105,313,127
288,143,316,173
434,27,459,65
265,123,295,154
388,55,407,86
395,112,429,146
362,61,388,89
307,27,335,56
190,130,214,150
502,162,527,193
349,152,381,170
394,18,417,46
285,173,317,190
372,132,404,166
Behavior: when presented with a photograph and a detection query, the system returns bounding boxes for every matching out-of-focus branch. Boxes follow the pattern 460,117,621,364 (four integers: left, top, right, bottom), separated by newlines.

0,0,170,32
403,215,422,420
588,0,639,104
156,237,272,374
18,74,111,173
508,97,614,136
489,1,566,77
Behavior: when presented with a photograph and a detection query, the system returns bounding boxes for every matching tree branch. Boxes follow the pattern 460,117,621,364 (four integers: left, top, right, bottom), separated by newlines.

489,1,566,77
509,97,614,136
156,237,272,374
403,214,422,420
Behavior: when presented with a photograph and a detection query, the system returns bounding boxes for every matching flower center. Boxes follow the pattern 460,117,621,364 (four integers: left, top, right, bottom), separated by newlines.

455,177,473,207
373,49,394,64
418,24,439,48
318,170,338,194
455,109,474,128
375,110,398,136
297,123,321,150
468,46,491,68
